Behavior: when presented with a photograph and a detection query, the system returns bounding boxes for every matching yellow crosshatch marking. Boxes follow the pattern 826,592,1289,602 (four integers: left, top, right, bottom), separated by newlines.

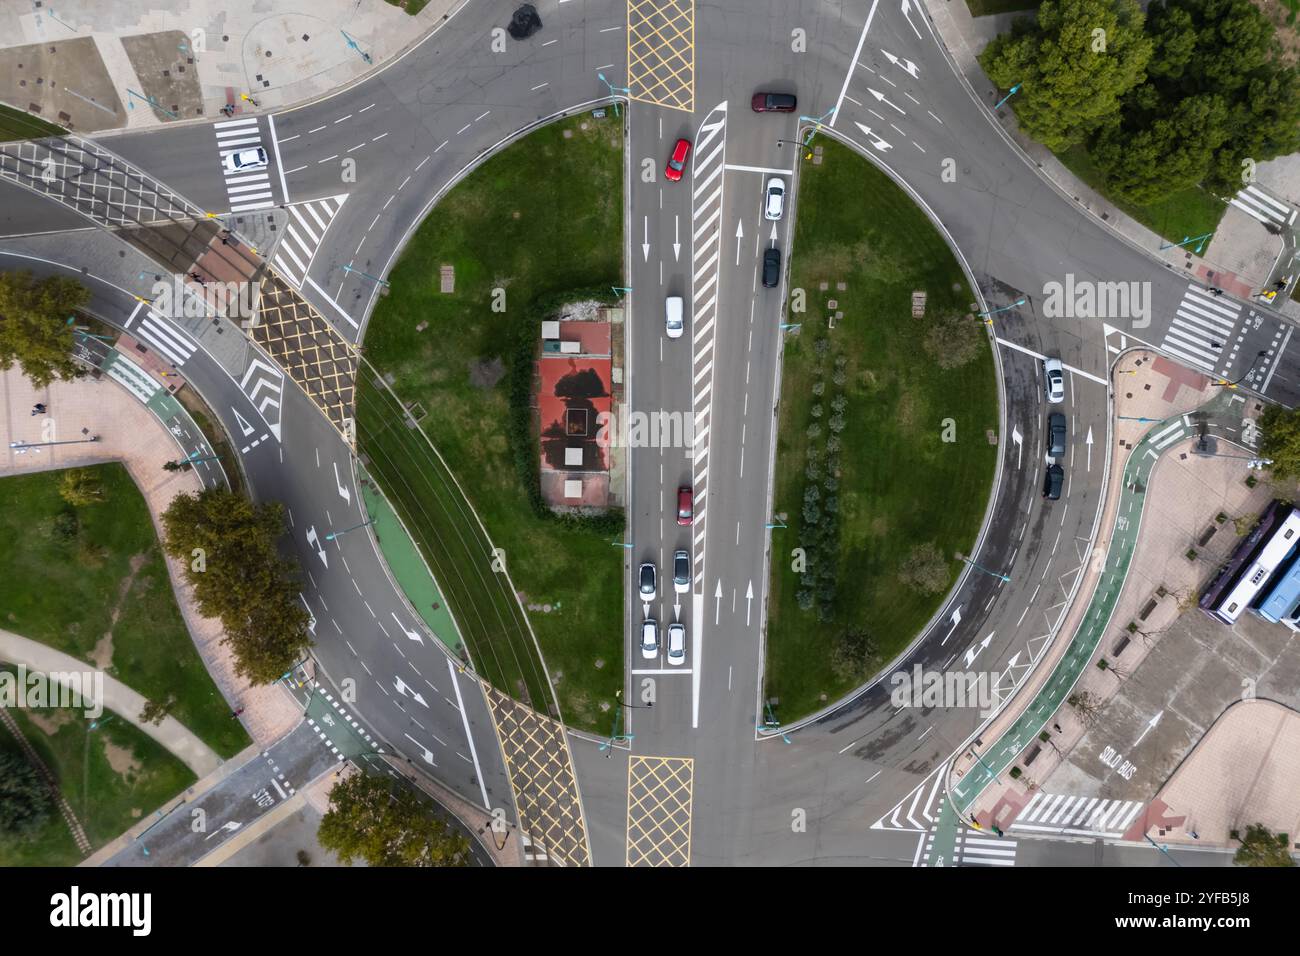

626,755,693,866
627,0,695,112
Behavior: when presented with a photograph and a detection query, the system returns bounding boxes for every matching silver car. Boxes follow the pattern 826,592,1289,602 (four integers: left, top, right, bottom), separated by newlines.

764,177,786,221
641,619,660,660
673,550,690,594
1043,357,1065,404
667,622,686,665
223,146,268,174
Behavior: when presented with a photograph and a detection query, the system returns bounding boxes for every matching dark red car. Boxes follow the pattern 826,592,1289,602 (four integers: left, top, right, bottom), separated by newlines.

677,485,693,526
751,92,798,113
665,138,691,181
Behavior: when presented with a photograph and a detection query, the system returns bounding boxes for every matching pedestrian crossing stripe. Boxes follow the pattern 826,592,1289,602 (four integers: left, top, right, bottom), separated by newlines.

214,116,276,213
921,827,1017,867
272,195,348,289
1160,285,1241,373
1011,792,1144,837
1230,184,1296,226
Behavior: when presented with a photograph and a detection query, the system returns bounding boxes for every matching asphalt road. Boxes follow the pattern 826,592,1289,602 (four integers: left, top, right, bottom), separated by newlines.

2,0,1299,866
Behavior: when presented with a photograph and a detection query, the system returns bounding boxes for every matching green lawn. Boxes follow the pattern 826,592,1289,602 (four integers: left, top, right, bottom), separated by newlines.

0,697,195,865
1054,144,1227,245
383,0,431,14
0,464,250,757
176,387,246,497
0,101,65,143
965,0,1042,15
766,140,999,721
358,113,624,730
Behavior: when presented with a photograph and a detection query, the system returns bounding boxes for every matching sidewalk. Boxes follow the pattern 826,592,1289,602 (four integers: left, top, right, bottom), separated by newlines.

0,364,300,747
0,0,465,133
0,627,221,777
922,0,1295,313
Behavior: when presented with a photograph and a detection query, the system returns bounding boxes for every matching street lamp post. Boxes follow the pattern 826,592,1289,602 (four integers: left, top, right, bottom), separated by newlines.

957,553,1011,583
325,517,375,541
9,436,100,449
1211,350,1267,388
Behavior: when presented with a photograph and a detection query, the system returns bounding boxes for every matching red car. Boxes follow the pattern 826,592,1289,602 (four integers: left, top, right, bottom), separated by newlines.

665,138,691,182
677,485,693,526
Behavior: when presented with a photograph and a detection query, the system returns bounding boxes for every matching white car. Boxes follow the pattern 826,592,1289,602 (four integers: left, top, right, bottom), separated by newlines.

764,177,786,221
1043,357,1065,404
641,619,660,660
667,622,686,665
665,295,684,339
224,146,268,174
638,562,657,603
672,549,690,594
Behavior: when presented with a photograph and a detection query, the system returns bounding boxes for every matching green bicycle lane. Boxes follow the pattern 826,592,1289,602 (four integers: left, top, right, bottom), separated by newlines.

926,391,1240,861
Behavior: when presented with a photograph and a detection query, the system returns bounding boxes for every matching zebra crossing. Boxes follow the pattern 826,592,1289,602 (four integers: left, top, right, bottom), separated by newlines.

1010,792,1144,839
689,101,727,588
1230,184,1296,228
124,300,198,368
1159,284,1241,374
271,195,348,289
213,116,277,213
919,826,1018,866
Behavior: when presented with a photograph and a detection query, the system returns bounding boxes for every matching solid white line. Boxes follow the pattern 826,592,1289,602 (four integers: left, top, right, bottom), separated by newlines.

288,206,321,244
213,116,260,130
994,338,1108,384
229,199,275,212
722,163,793,176
306,276,360,329
831,0,879,127
447,658,490,811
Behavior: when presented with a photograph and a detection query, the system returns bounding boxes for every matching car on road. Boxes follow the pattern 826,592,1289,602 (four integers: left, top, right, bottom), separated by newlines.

507,4,543,40
641,618,660,660
223,146,268,174
1048,412,1067,461
1043,357,1065,404
677,486,693,526
639,562,657,602
1043,463,1064,500
665,295,684,339
764,177,786,221
673,549,690,594
751,92,798,113
667,622,686,665
762,247,781,288
665,138,691,182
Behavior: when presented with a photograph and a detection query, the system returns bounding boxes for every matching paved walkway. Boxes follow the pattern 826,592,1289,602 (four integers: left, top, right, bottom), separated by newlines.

0,363,301,746
0,627,221,777
923,0,1298,316
0,0,465,132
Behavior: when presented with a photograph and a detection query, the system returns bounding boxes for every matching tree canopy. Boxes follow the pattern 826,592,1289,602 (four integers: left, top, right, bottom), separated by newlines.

1259,404,1300,480
318,773,472,867
1233,823,1296,867
0,270,90,389
0,746,53,838
161,488,311,684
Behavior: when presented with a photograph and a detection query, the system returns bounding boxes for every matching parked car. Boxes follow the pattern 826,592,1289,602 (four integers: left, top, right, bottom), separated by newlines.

1043,357,1065,404
665,138,691,182
641,618,660,660
764,177,786,221
1048,412,1067,460
1043,463,1064,500
751,92,797,112
223,146,268,173
673,549,690,594
665,295,684,339
667,622,686,665
762,247,781,288
677,486,693,526
639,562,657,602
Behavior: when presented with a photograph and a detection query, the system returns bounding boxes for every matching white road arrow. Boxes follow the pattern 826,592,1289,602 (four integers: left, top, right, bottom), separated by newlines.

642,216,650,262
714,579,723,625
394,676,429,708
305,526,328,567
673,601,682,621
734,219,744,266
642,601,651,617
1133,709,1163,747
673,215,681,261
1086,426,1094,472
900,0,924,39
392,612,423,644
769,222,778,248
882,49,919,78
299,593,316,634
404,733,437,766
333,461,351,504
853,122,894,152
867,88,906,115
232,408,256,438
963,632,994,668
746,580,754,626
1011,425,1023,470
940,606,962,645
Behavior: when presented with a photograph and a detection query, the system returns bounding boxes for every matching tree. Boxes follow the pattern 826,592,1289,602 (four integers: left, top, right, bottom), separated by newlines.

980,0,1153,151
1260,404,1300,480
58,467,106,507
924,312,985,370
899,542,952,594
0,747,53,837
318,774,471,867
0,270,91,388
1233,823,1295,866
1067,689,1104,726
829,627,878,684
161,488,311,684
139,693,177,726
1091,93,1229,203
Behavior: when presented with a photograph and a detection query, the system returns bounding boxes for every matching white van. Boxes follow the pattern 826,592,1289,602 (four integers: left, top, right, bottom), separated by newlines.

665,295,684,339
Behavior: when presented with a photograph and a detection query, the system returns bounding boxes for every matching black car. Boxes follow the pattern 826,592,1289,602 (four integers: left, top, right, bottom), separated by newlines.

762,247,781,288
1048,412,1067,460
507,4,542,40
1043,463,1064,500
752,92,798,113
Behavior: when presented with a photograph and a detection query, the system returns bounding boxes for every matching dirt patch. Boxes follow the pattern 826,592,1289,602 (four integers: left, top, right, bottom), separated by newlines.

87,632,114,670
1253,0,1300,65
102,739,142,779
468,357,506,389
27,709,74,736
88,552,149,670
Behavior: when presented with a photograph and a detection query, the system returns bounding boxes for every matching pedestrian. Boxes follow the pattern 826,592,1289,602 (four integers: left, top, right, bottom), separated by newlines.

1053,723,1061,732
220,235,230,246
229,706,244,719
1209,287,1223,297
